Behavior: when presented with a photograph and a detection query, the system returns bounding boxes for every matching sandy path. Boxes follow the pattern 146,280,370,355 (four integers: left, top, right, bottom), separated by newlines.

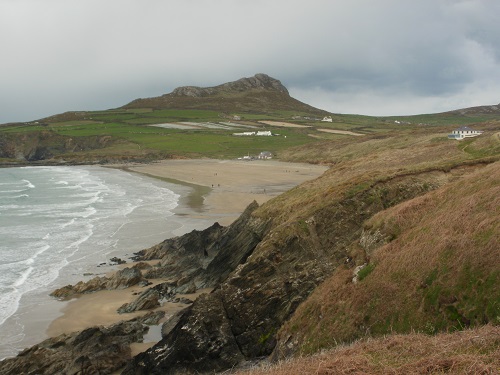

317,128,364,136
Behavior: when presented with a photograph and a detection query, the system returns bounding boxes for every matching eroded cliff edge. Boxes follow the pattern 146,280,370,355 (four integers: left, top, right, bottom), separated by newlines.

122,163,492,375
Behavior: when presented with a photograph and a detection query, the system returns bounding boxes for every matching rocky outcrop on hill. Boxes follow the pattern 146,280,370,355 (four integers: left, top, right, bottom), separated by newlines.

0,311,164,375
115,201,269,316
171,74,289,97
122,74,325,115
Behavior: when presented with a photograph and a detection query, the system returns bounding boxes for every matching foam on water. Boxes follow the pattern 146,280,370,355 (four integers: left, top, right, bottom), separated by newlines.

0,165,204,359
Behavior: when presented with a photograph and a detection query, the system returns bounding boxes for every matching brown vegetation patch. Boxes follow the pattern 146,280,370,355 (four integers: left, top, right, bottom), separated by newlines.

271,161,499,358
234,325,500,375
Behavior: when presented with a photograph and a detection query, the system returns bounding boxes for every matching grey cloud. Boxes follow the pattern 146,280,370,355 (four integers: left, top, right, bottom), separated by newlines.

1,0,499,123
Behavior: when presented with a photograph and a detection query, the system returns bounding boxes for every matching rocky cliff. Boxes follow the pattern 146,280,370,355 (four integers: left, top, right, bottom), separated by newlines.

121,166,473,374
1,125,498,374
0,130,114,163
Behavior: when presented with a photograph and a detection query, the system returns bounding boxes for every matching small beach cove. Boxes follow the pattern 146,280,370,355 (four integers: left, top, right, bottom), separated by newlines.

0,159,328,361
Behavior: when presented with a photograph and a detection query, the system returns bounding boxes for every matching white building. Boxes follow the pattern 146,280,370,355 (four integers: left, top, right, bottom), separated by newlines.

256,131,272,136
233,131,273,136
448,126,483,140
258,151,273,159
322,116,333,122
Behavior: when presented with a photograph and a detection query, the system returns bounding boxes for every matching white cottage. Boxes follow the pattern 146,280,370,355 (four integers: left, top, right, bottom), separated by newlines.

258,151,273,159
448,126,483,140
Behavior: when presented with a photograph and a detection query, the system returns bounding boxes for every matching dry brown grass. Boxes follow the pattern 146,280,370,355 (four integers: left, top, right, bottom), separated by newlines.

272,161,499,356
236,126,500,374
257,126,499,233
231,325,499,375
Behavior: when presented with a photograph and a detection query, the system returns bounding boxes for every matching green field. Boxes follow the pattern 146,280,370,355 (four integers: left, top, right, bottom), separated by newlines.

1,106,497,162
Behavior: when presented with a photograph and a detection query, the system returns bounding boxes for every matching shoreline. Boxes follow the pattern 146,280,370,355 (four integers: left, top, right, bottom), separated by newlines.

110,165,211,213
3,159,328,359
113,159,329,226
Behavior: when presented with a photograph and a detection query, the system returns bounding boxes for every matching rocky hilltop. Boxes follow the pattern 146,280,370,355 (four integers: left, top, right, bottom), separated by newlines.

171,73,289,97
444,102,500,116
122,73,324,114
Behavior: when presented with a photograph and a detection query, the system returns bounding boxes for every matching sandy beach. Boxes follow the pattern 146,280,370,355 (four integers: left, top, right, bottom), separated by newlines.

45,159,328,350
121,159,329,226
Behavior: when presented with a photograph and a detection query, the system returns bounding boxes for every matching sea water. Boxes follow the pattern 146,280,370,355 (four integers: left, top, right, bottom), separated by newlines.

0,165,207,359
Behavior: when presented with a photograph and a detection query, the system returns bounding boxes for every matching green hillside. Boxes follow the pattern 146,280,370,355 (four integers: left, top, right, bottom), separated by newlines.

2,74,498,164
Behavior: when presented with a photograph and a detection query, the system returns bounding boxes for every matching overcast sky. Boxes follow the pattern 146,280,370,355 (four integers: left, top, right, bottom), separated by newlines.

1,0,499,123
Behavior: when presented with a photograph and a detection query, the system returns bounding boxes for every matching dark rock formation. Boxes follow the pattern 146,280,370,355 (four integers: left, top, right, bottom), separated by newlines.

106,267,144,290
0,130,113,163
110,257,127,265
0,312,164,375
118,201,269,317
118,289,161,314
122,293,245,375
50,266,144,299
135,201,269,292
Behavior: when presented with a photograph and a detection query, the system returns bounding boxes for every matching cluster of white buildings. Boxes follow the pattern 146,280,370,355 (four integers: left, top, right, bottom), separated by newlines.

447,126,483,140
238,151,273,160
233,130,273,136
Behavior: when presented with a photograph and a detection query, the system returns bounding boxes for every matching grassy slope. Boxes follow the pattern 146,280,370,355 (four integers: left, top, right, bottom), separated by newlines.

235,325,500,375
221,122,499,373
272,161,499,354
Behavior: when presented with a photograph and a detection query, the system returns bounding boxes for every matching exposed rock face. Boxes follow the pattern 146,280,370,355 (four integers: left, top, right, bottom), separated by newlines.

106,267,144,289
117,200,269,317
123,293,245,375
0,131,113,162
135,222,224,278
50,266,144,299
0,312,164,375
171,74,289,97
135,201,269,292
